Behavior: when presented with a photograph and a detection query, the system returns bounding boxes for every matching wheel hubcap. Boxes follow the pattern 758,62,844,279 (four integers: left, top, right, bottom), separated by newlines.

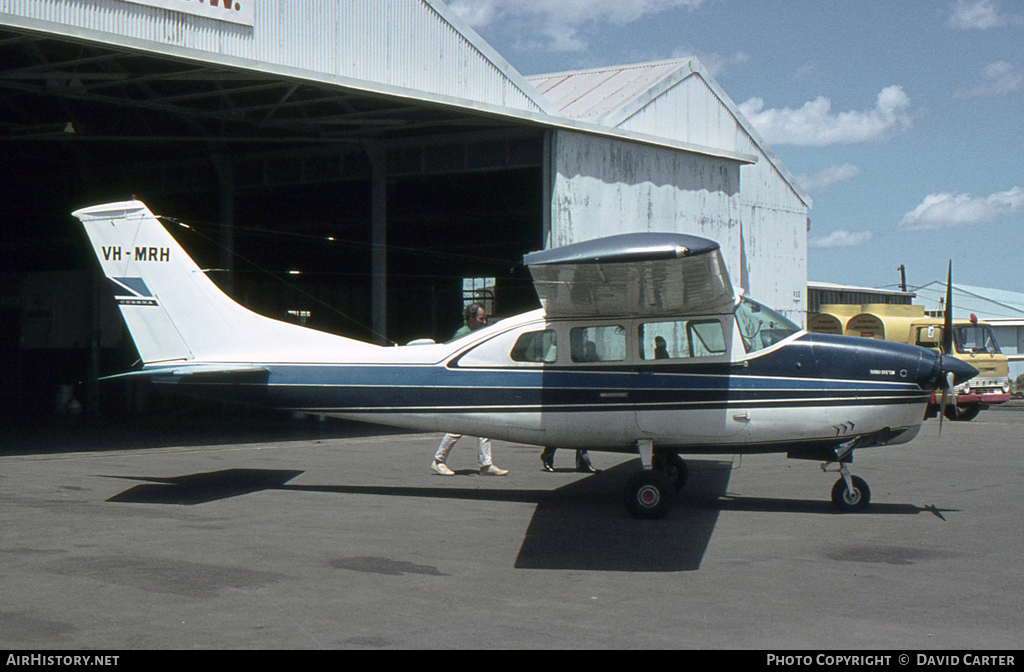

637,485,660,508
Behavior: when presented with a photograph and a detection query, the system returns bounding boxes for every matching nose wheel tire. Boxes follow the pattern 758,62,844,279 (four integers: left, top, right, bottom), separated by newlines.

624,470,674,519
831,475,871,512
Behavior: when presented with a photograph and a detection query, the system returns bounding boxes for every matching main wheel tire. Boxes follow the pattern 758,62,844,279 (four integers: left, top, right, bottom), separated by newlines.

624,470,674,519
831,476,871,513
651,453,689,491
666,453,689,491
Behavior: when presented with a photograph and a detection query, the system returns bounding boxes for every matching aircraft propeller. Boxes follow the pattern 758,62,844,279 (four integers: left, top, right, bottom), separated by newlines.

938,261,959,434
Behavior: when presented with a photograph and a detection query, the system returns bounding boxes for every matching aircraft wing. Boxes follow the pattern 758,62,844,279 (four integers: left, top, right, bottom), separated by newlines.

524,233,736,318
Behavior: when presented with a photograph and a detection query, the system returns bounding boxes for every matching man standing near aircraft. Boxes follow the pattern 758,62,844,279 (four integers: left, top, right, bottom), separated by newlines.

431,303,508,476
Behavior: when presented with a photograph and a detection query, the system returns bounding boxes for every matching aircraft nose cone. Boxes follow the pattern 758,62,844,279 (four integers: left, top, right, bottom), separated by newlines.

941,354,978,387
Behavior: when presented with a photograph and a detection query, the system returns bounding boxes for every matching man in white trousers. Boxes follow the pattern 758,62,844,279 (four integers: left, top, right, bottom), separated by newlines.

430,303,508,476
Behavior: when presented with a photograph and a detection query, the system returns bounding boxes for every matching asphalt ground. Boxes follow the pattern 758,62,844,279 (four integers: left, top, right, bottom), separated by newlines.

1,403,1022,650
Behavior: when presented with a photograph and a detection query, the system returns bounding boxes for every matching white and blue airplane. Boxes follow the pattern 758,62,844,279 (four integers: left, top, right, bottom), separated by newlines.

73,200,976,519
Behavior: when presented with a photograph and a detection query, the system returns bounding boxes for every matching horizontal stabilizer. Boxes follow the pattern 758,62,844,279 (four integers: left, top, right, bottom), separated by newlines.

101,364,269,381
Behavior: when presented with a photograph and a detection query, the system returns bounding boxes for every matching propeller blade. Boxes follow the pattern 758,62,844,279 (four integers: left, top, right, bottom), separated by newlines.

949,370,959,419
942,261,953,355
939,389,946,436
938,261,956,438
939,371,955,436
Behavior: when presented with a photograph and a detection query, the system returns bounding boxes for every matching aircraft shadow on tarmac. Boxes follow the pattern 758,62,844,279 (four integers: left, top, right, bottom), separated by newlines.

105,461,948,572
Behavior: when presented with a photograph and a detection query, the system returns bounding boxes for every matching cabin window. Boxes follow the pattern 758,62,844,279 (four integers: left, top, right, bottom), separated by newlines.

570,325,625,363
639,319,726,360
510,329,557,363
736,297,800,353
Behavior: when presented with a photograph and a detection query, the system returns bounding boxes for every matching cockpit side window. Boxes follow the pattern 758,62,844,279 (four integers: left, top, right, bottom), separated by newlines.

570,325,625,363
735,297,800,353
510,329,558,363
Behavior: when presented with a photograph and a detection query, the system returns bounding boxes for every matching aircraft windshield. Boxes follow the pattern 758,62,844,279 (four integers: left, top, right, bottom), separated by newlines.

735,297,800,353
954,325,1001,355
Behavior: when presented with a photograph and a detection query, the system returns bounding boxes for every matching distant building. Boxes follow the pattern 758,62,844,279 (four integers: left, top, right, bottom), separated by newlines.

807,281,915,315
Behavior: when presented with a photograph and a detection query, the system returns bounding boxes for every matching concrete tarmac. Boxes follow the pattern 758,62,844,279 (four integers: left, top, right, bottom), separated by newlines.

1,404,1021,650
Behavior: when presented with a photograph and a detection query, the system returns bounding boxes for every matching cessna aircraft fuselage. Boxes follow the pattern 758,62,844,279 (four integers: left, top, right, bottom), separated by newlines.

176,309,941,455
73,201,976,518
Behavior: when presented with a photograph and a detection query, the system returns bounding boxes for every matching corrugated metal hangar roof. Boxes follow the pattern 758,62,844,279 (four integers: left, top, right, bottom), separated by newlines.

0,0,754,164
529,59,692,123
529,58,809,209
0,0,541,149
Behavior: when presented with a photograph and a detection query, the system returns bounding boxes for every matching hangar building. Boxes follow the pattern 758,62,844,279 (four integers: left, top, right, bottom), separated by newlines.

0,0,809,416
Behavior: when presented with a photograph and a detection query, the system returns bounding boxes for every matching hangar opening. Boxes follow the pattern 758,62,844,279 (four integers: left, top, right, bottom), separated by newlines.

0,25,545,416
1,1,811,423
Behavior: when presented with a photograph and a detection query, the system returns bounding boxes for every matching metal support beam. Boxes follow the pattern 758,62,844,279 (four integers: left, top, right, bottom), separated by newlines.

368,144,387,345
542,129,553,249
212,155,235,296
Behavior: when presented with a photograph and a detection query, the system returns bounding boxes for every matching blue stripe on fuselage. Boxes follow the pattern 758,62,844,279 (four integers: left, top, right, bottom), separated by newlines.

162,332,935,414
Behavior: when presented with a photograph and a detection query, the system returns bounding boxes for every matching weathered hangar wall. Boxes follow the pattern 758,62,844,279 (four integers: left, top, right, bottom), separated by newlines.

614,70,809,324
549,129,743,293
735,131,809,326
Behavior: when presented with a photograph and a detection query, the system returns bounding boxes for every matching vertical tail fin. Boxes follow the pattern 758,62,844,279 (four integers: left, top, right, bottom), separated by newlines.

75,201,196,364
74,200,376,365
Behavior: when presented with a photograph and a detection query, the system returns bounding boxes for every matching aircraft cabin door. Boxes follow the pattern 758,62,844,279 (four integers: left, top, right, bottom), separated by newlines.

633,316,749,444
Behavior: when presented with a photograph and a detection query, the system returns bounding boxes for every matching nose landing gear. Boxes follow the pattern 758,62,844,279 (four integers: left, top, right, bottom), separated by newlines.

825,462,871,513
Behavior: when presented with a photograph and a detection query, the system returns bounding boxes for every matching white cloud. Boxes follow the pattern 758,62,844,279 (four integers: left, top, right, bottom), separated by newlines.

449,0,708,52
738,86,917,147
808,230,875,249
448,0,500,27
947,0,1024,29
898,187,1024,230
665,46,750,76
792,62,822,82
955,61,1024,98
691,50,750,77
795,164,864,192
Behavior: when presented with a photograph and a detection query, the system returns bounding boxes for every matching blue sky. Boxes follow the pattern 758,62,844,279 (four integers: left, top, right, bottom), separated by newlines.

449,0,1024,295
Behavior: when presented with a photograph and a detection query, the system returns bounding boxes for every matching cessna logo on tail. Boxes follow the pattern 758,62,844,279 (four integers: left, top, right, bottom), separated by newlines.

102,246,170,262
108,277,158,306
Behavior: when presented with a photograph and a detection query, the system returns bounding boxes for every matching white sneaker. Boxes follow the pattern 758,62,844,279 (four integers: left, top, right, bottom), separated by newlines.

480,464,508,476
431,461,455,476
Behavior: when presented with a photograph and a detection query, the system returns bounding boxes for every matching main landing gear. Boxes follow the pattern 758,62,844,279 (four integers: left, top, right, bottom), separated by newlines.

623,439,688,519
